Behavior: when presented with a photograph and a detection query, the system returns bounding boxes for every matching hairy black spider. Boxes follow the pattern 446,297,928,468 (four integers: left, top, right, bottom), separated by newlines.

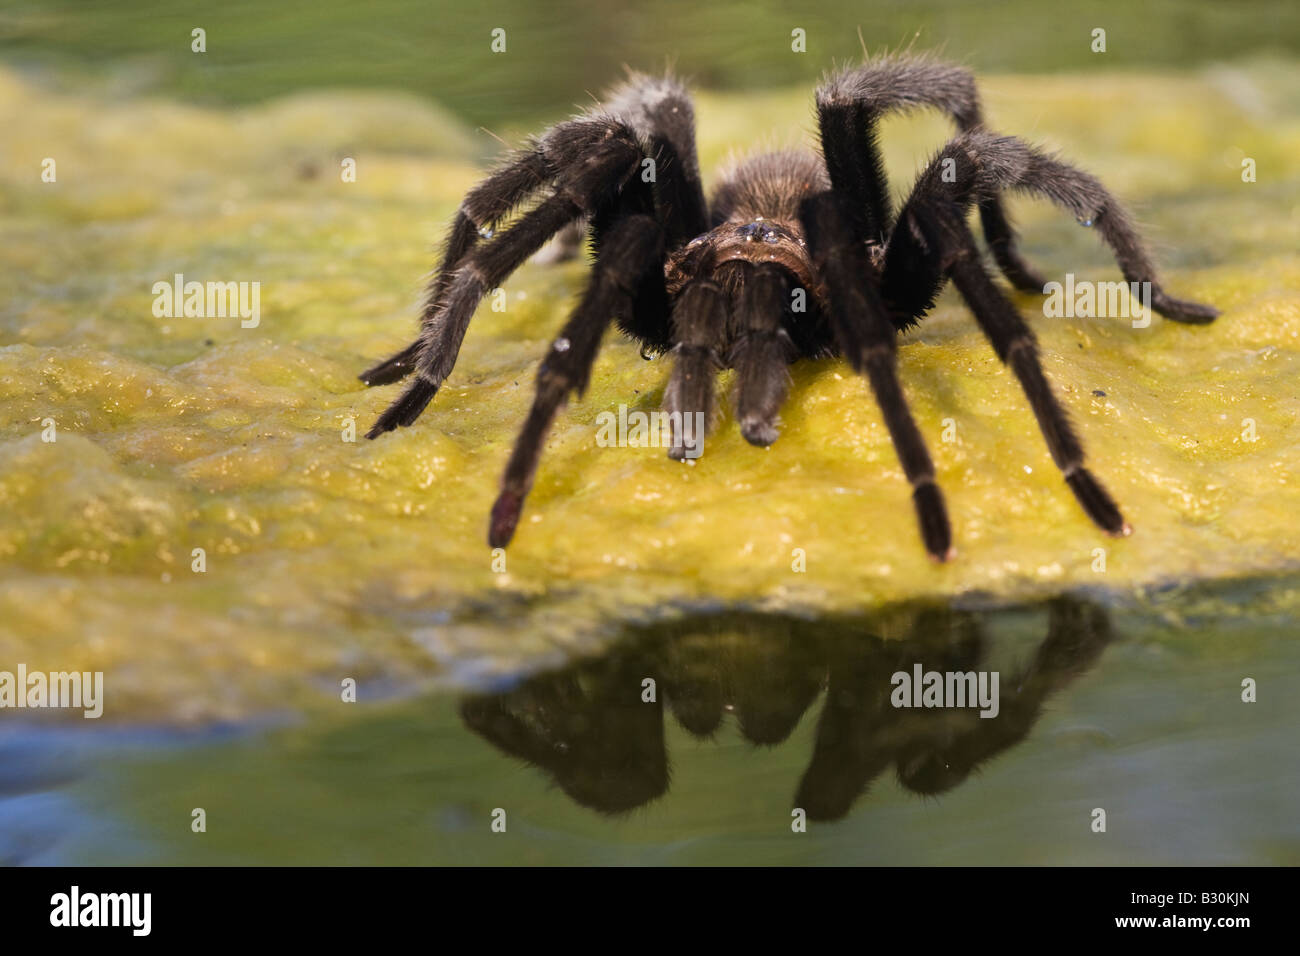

359,55,1218,559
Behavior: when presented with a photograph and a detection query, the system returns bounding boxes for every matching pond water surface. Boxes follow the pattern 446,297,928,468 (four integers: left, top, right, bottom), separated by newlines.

4,576,1296,865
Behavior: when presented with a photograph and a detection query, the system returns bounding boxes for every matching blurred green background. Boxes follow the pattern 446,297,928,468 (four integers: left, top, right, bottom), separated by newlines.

3,0,1299,127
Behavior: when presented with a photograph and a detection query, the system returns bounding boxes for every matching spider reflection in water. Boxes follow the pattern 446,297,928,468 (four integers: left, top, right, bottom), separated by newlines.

459,597,1112,821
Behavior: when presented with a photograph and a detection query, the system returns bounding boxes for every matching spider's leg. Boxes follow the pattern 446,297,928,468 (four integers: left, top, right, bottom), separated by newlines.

977,194,1045,294
600,71,709,353
489,212,665,548
794,637,900,821
366,196,580,437
460,652,670,814
530,219,588,265
799,191,954,562
817,54,1045,288
604,71,709,249
360,143,554,386
889,130,1218,324
910,199,1130,536
366,120,646,439
896,598,1112,795
662,279,729,461
730,263,796,447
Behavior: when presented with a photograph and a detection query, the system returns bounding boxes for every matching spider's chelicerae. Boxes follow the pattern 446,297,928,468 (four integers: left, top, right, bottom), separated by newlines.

360,54,1218,559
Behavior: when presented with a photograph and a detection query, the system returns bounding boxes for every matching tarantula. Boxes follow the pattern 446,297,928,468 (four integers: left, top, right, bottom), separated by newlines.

359,55,1217,559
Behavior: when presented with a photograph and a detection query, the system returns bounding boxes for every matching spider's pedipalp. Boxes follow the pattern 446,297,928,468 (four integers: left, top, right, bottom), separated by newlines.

730,263,796,447
489,211,666,548
800,190,954,561
663,279,729,461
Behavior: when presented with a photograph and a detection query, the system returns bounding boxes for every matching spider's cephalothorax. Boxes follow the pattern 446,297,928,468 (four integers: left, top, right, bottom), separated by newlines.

359,56,1218,558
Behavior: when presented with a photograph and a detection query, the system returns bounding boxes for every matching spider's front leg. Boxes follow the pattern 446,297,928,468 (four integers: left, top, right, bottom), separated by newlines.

489,210,666,548
817,54,1047,290
799,191,955,561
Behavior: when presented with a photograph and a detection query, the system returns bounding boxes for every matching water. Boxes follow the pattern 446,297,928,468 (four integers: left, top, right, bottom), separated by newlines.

4,578,1297,865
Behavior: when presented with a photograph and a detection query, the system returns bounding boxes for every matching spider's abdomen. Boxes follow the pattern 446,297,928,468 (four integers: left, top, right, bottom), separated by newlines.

709,149,829,225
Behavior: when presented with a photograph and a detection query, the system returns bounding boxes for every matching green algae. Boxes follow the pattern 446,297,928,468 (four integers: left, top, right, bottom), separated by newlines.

0,62,1298,722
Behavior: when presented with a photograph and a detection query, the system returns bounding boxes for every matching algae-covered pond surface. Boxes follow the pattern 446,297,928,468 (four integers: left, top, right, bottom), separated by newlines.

1,47,1298,863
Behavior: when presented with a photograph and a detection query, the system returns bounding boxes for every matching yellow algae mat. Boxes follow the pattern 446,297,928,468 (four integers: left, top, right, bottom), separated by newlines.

1,64,1297,721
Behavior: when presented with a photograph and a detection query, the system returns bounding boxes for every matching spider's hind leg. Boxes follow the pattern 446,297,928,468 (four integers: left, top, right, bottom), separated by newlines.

888,130,1218,326
360,144,553,387
365,118,646,439
909,196,1130,536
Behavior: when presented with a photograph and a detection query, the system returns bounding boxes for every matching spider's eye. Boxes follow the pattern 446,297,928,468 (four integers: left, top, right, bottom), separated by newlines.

739,221,778,243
